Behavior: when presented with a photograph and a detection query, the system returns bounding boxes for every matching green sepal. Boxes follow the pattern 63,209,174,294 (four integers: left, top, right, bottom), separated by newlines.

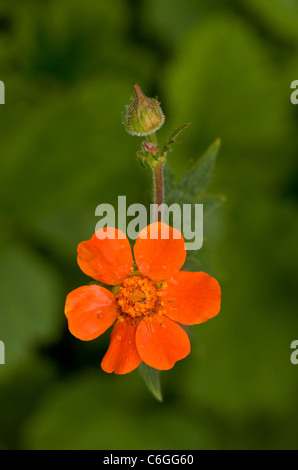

138,362,163,402
161,123,191,157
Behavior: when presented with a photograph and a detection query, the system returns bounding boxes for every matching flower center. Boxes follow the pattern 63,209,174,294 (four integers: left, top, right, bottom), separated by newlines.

117,275,160,319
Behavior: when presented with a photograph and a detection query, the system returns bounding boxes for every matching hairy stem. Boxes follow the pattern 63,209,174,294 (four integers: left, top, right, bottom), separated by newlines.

152,161,164,222
148,132,164,222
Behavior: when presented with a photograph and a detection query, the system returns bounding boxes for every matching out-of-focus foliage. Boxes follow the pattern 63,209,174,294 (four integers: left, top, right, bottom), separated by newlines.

0,0,297,450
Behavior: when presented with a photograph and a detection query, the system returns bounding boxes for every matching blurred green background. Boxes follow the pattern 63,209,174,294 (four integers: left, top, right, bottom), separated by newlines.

0,0,298,450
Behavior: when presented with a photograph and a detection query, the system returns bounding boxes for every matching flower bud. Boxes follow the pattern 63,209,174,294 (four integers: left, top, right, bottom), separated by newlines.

142,141,158,154
123,84,165,136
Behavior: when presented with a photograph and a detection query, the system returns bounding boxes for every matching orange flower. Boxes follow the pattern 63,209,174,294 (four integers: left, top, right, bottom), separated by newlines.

64,223,221,374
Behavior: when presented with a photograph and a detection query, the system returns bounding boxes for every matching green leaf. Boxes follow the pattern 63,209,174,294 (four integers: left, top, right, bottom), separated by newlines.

198,194,226,216
166,138,221,205
177,138,220,200
138,362,163,402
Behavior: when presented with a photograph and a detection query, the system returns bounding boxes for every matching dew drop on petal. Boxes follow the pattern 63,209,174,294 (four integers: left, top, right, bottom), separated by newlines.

116,335,122,341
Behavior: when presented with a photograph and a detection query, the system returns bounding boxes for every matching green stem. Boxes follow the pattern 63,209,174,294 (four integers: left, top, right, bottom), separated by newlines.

148,133,164,222
153,161,164,221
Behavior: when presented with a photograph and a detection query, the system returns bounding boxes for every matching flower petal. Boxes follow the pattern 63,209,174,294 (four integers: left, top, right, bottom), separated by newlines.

134,222,186,282
101,321,141,374
65,285,118,340
135,314,190,370
77,227,133,285
161,271,221,325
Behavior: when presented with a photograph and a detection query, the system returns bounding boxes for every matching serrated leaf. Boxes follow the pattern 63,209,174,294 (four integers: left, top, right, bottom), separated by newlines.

177,138,220,200
198,194,226,216
166,138,221,205
138,362,163,402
